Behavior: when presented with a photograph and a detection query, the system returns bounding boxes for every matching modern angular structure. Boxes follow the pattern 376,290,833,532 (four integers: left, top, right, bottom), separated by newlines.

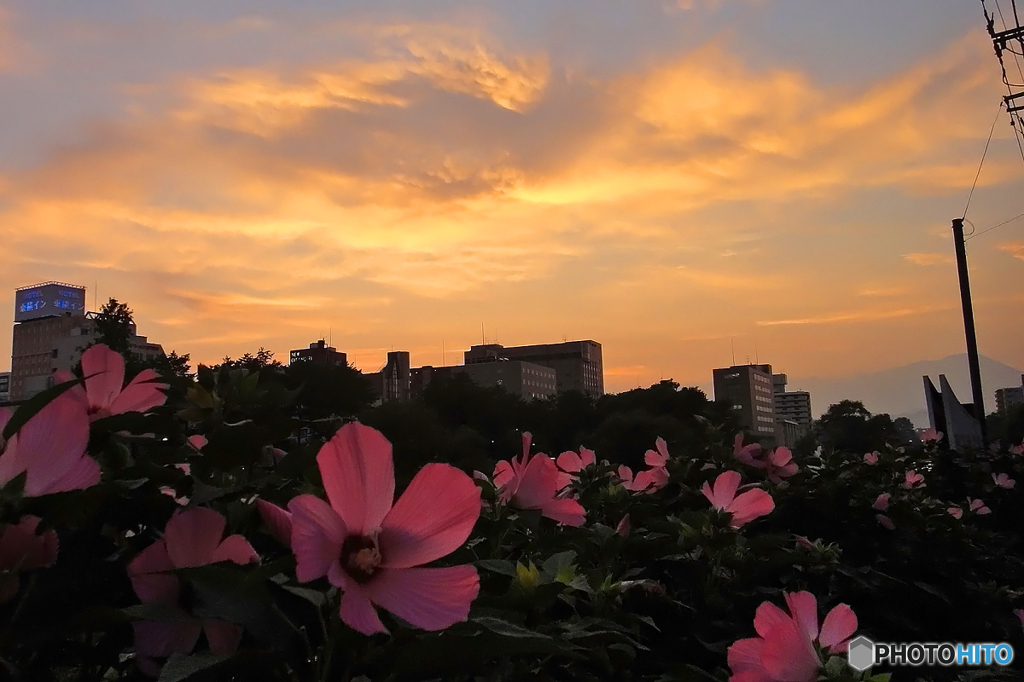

464,340,604,397
923,374,983,450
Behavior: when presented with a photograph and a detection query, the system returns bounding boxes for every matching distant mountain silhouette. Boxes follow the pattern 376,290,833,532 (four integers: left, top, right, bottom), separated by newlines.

789,355,1024,428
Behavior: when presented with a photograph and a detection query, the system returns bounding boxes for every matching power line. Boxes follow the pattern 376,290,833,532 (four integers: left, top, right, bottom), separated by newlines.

962,100,1004,220
965,210,1024,240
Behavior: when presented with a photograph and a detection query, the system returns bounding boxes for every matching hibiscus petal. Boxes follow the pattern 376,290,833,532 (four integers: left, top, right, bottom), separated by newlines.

317,423,395,536
43,454,101,495
579,447,596,468
339,582,388,635
617,465,634,484
753,601,792,638
164,507,227,568
132,620,202,658
784,591,819,644
711,471,741,509
256,499,293,545
379,464,480,569
556,450,583,473
513,454,561,510
9,392,91,497
760,616,819,681
81,344,126,413
362,565,479,631
202,619,243,655
493,460,515,489
288,494,347,583
727,489,775,528
819,604,857,652
212,535,258,566
128,540,179,604
539,496,586,526
727,637,765,673
108,369,168,416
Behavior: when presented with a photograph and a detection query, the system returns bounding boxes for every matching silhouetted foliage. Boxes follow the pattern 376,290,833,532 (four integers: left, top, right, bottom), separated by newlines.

92,297,133,355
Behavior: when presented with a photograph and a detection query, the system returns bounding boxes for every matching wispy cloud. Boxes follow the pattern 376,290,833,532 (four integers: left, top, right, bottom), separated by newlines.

904,252,954,266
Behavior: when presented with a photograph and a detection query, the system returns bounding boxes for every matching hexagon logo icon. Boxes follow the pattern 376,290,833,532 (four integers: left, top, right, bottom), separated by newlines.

847,635,875,671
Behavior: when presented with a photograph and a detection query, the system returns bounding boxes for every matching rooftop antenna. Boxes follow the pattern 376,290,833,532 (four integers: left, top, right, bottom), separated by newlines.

481,322,485,345
731,337,736,366
755,343,759,364
442,339,446,367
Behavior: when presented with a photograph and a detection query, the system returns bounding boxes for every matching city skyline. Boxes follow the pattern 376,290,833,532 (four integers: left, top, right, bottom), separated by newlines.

2,1,1023,394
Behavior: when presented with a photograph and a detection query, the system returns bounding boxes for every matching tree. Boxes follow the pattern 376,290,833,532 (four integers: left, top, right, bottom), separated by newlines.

814,400,905,453
92,298,134,355
146,350,192,379
216,348,283,373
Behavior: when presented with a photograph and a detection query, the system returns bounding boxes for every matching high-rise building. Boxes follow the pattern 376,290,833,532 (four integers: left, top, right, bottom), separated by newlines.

464,340,603,397
995,376,1024,415
458,360,556,400
289,340,347,366
380,351,411,403
10,282,164,402
0,371,10,404
771,373,813,445
713,363,777,440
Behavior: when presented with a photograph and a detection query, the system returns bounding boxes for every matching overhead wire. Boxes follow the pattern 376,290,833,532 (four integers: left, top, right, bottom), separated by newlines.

965,210,1024,240
962,100,1004,220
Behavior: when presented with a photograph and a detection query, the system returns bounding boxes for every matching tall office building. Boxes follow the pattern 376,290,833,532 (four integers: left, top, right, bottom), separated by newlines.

995,376,1024,415
0,371,10,404
10,282,163,402
289,339,347,366
713,363,777,440
771,373,813,442
464,340,604,397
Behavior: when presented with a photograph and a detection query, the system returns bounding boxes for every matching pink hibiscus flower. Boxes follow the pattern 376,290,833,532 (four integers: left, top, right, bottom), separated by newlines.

872,493,890,511
992,473,1016,489
494,434,586,525
734,433,763,466
876,514,895,530
920,429,943,443
728,591,857,682
0,516,59,602
616,514,630,537
288,422,483,635
968,498,991,515
863,452,879,465
63,344,168,421
127,507,259,674
902,470,925,489
762,447,798,484
1011,443,1024,456
493,432,533,492
644,438,670,469
794,535,816,550
186,435,207,451
256,498,293,545
948,506,963,519
555,446,596,489
0,390,99,497
617,464,669,494
733,435,797,482
701,471,775,528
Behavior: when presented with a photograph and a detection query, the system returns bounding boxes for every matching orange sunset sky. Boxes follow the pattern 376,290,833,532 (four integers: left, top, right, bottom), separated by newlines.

1,0,1022,395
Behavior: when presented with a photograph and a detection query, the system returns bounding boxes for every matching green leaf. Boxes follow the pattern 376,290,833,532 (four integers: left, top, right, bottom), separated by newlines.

472,616,551,639
823,654,846,675
477,559,517,577
156,652,231,682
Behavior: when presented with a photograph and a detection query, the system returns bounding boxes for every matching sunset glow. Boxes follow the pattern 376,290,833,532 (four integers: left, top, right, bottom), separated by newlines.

2,1,1022,393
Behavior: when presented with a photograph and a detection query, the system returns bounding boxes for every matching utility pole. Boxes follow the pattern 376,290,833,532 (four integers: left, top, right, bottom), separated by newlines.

951,218,987,445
